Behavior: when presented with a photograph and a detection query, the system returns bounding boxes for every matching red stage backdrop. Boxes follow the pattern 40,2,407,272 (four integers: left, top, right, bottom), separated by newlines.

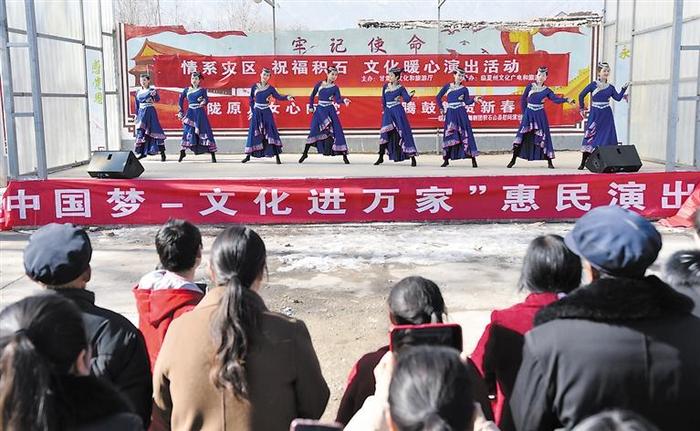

2,172,697,229
138,89,577,130
152,53,570,89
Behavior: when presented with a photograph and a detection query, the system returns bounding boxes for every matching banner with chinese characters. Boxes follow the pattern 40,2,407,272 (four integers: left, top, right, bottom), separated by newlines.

151,54,570,89
138,89,575,130
121,23,596,132
2,173,697,229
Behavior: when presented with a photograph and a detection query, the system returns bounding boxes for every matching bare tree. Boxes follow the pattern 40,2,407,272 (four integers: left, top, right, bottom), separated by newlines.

218,0,271,32
115,0,160,25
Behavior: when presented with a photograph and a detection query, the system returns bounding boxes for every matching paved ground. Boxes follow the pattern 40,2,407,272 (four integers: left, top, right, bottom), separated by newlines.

54,151,666,179
1,221,695,420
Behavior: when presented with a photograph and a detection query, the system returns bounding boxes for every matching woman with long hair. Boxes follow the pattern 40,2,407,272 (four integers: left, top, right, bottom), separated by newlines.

0,294,142,430
152,225,329,430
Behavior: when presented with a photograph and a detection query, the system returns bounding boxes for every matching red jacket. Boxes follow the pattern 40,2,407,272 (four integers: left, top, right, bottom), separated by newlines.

335,345,390,425
470,292,559,431
133,271,204,370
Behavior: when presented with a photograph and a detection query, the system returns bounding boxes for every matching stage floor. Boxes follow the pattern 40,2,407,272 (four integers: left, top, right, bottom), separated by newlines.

53,151,668,179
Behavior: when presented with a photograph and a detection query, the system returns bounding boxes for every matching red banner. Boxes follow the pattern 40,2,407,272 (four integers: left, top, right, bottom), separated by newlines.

152,53,570,89
2,173,697,229
131,89,578,131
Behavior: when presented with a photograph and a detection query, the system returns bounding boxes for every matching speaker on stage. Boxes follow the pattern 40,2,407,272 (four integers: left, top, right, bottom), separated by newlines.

87,151,144,179
585,145,642,173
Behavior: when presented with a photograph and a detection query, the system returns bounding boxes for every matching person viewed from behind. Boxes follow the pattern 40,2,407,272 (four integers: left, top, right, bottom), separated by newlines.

664,249,700,317
152,225,329,430
336,276,447,425
345,346,499,431
133,219,205,368
471,234,581,430
510,206,700,430
0,294,143,430
23,223,152,425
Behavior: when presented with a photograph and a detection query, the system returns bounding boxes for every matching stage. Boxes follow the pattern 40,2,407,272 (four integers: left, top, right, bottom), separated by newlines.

51,152,665,179
1,152,697,229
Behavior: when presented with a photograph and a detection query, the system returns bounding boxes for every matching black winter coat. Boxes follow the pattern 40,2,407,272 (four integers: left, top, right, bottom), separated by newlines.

59,375,143,430
510,276,700,431
53,288,152,425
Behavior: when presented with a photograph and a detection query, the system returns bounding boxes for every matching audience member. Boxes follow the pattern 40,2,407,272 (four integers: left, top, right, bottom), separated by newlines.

23,223,152,425
152,225,329,430
0,294,143,430
336,276,447,424
510,206,700,430
664,250,700,317
133,219,205,368
345,346,499,431
471,234,581,430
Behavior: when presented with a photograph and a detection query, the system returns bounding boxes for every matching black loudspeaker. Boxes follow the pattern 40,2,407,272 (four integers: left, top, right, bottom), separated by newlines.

585,145,642,173
87,151,144,179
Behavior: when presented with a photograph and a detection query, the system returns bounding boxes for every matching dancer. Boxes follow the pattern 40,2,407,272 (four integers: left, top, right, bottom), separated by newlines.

134,74,167,161
242,68,295,164
507,66,575,169
177,72,217,163
300,66,350,164
375,67,418,167
577,62,630,169
436,67,482,168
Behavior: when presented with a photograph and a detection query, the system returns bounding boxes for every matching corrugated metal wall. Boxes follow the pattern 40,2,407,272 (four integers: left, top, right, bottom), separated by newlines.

2,0,119,177
603,0,699,167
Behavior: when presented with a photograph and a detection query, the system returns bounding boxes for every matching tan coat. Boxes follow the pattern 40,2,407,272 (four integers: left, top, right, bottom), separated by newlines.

152,287,329,430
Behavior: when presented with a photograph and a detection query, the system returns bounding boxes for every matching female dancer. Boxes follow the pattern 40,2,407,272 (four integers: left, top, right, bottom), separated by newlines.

436,67,482,168
507,66,575,169
375,67,418,167
134,74,167,161
178,71,217,162
242,68,295,164
300,66,350,164
577,62,630,169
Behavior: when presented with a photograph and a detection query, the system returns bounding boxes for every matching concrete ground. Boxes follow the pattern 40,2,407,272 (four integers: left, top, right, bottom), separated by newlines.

1,221,695,420
56,151,667,180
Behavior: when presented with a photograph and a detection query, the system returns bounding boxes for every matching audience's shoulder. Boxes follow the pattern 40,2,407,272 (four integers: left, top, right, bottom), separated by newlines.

92,303,141,336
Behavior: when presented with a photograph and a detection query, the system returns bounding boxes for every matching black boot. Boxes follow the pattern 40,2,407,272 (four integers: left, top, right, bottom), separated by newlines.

506,146,520,168
578,152,589,170
137,153,147,160
342,154,350,164
276,154,282,165
547,158,555,169
441,157,449,167
211,152,217,163
411,156,417,167
241,155,250,163
178,150,186,162
472,157,478,168
160,149,166,162
374,144,387,165
299,144,312,163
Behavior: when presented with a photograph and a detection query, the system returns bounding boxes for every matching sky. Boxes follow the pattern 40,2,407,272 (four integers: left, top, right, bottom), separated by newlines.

155,0,606,31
